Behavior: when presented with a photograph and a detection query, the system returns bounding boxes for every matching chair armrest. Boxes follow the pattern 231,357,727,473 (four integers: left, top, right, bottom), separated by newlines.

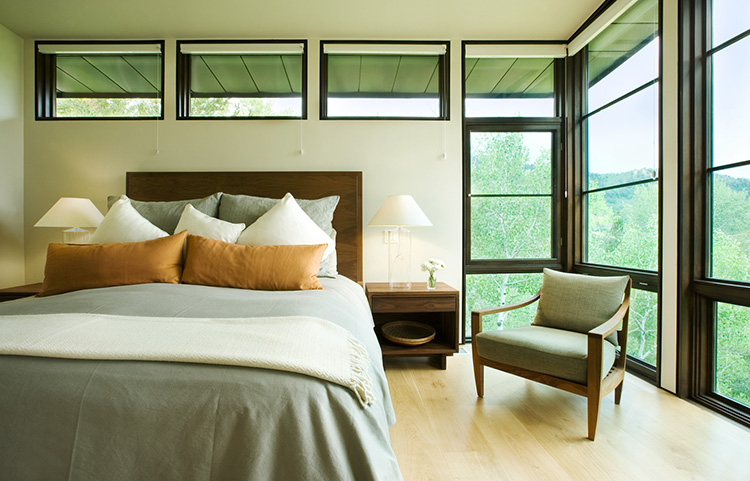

587,278,632,340
471,291,541,338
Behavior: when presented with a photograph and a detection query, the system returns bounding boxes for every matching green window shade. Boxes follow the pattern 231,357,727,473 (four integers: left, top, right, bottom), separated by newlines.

464,57,555,117
327,54,440,98
464,57,553,99
189,54,302,97
586,0,658,111
56,54,161,97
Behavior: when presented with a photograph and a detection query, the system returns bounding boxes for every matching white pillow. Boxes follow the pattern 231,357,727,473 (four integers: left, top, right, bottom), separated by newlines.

89,196,169,244
236,192,335,260
174,204,245,243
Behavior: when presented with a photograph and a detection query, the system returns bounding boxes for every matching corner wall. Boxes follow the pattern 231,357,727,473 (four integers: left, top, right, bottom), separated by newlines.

0,24,25,288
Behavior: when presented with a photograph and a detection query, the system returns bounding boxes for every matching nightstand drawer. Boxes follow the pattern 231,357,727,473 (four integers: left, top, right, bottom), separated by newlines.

371,295,456,313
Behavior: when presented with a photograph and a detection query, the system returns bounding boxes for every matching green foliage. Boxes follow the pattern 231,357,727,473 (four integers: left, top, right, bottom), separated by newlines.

190,97,294,117
469,132,552,260
56,98,161,117
587,174,659,271
712,174,750,283
716,303,750,406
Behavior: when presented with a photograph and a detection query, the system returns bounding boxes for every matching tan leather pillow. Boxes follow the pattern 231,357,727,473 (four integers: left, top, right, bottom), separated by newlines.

40,231,187,297
182,235,325,291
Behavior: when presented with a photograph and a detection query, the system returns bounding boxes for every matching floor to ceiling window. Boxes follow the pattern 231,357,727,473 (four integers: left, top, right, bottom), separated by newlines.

688,0,750,423
577,0,661,375
462,43,565,338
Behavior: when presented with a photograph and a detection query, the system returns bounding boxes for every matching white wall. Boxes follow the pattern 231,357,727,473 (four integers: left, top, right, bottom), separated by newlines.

22,39,465,291
0,24,25,288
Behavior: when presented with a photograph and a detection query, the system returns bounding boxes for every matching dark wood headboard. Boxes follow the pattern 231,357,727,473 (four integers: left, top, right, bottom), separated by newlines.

125,171,363,283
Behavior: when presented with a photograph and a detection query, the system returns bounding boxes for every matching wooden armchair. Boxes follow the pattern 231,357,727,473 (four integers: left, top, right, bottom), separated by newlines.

471,269,632,440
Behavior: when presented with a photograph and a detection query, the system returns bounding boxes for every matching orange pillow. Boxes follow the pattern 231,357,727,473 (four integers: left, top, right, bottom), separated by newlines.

40,231,187,297
182,235,325,291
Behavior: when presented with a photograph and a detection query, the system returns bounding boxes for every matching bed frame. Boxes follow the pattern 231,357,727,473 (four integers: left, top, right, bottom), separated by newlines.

125,171,363,284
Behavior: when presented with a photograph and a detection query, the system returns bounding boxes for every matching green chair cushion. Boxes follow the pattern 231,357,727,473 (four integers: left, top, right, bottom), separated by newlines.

532,268,628,345
476,325,617,385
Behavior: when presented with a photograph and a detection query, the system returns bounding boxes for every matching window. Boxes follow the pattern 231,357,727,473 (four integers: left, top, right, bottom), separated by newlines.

463,43,564,339
36,41,164,120
321,42,449,120
688,0,750,423
579,0,660,371
464,44,564,118
176,41,306,119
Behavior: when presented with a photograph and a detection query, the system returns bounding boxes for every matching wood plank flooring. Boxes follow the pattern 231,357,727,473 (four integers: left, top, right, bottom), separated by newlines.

385,347,750,481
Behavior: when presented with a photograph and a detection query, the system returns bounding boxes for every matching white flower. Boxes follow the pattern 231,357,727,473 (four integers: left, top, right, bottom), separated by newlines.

420,258,445,274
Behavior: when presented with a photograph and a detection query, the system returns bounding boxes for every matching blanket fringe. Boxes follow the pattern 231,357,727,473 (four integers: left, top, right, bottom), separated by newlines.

348,334,376,406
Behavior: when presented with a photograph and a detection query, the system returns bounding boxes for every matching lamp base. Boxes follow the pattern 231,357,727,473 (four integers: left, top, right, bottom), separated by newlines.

63,227,91,244
387,227,412,290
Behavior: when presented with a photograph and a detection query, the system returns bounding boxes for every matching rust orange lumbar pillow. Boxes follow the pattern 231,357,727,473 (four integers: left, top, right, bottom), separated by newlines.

40,231,187,297
182,234,325,291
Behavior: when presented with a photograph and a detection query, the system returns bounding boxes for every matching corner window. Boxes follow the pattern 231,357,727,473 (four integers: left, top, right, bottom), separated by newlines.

321,42,449,120
176,41,306,119
580,0,660,370
36,41,164,120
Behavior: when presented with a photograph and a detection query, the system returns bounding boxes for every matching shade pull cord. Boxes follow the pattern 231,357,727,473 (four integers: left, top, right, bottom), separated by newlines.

441,121,447,160
299,119,304,156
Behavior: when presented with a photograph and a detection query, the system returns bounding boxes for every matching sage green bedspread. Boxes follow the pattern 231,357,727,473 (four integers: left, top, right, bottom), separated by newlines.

0,278,402,481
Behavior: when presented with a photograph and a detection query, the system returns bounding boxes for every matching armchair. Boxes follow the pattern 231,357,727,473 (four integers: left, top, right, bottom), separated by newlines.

471,268,632,440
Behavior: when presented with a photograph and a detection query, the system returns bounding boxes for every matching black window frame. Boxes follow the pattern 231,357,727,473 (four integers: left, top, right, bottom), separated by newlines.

320,40,450,121
35,40,165,121
176,39,308,120
462,43,566,341
680,0,750,427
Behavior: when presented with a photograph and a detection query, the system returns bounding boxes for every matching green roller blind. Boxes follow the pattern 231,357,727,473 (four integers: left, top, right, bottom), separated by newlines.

55,53,161,98
464,57,554,99
327,54,440,98
587,0,659,87
189,54,302,97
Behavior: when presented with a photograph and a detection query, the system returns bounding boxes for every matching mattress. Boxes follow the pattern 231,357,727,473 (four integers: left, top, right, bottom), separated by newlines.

0,277,402,481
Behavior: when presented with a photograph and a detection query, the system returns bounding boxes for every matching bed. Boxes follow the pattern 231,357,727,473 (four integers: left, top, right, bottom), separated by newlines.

0,172,403,481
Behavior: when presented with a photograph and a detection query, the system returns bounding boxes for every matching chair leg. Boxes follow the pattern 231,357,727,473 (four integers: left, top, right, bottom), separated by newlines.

587,391,602,441
614,381,624,405
472,350,484,397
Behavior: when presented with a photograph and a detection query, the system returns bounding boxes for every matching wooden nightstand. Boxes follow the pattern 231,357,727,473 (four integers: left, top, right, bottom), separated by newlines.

366,282,459,369
0,283,43,302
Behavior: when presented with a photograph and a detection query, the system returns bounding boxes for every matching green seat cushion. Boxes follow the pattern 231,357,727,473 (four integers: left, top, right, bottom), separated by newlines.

532,268,628,345
475,325,616,385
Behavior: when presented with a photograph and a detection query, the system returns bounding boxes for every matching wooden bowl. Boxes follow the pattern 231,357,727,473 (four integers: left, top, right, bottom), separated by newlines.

381,321,436,346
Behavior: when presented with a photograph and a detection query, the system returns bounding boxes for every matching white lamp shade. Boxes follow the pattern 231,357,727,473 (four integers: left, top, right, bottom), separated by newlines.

368,195,432,227
34,197,104,228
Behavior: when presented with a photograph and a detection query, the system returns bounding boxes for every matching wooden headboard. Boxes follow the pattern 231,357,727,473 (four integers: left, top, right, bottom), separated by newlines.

125,171,363,283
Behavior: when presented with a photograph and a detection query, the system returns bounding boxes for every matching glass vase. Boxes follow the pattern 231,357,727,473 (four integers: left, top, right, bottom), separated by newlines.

427,273,437,290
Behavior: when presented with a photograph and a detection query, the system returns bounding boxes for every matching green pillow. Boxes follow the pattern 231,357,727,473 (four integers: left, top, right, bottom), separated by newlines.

532,269,629,345
107,193,222,234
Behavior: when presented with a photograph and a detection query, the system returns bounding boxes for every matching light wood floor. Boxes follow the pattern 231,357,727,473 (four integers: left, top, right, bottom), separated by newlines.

385,347,750,481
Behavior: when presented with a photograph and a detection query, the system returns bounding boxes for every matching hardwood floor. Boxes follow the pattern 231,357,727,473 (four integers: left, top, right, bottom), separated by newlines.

385,347,750,481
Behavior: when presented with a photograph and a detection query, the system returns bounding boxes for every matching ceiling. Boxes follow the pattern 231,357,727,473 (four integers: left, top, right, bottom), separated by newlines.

0,0,604,41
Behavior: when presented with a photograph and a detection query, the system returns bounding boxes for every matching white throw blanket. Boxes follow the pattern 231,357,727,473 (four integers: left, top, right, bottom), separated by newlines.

0,313,375,406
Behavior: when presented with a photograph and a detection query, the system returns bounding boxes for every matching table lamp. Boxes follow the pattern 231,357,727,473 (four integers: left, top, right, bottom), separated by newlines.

34,197,104,244
368,195,432,289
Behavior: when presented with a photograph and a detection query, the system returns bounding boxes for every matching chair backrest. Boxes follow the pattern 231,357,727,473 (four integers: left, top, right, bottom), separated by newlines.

532,269,630,345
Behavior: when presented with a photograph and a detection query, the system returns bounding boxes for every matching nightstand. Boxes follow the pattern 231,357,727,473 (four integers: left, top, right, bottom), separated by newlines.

0,283,43,302
366,282,459,369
